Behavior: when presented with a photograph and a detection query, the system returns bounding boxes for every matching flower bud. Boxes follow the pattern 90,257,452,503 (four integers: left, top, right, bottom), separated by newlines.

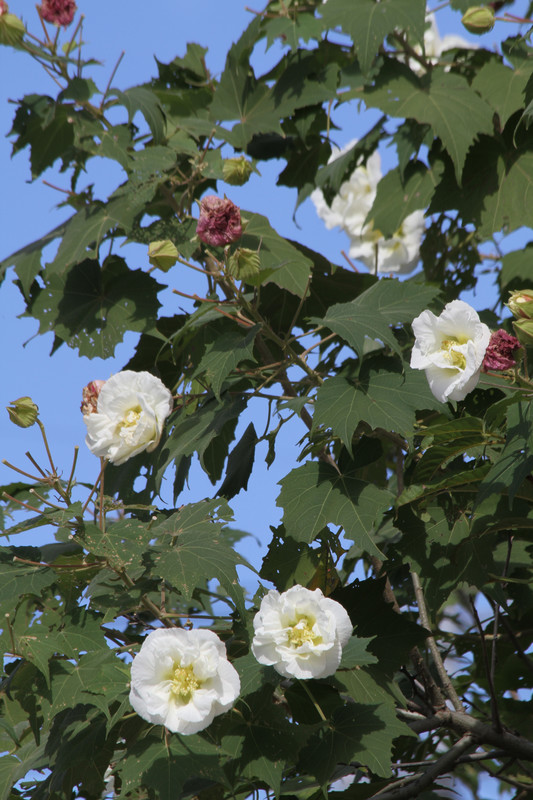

507,289,533,320
148,240,179,272
461,6,495,35
81,380,105,417
482,329,522,372
227,247,260,281
39,0,77,27
7,397,39,428
512,318,533,347
196,196,242,248
222,156,254,186
0,8,25,45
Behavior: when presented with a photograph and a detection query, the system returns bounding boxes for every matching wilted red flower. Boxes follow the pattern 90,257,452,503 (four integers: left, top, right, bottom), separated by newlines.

196,196,242,248
81,379,105,417
482,329,522,372
39,0,77,26
0,1,9,17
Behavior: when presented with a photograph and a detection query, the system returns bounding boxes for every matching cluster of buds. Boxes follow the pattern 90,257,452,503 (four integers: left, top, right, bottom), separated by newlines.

507,290,533,347
38,0,77,27
80,379,105,417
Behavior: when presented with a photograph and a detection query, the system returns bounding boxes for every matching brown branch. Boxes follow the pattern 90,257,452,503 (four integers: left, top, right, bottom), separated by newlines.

469,596,502,732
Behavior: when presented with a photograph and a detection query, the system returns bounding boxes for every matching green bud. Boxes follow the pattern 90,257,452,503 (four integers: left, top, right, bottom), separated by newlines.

507,289,533,320
222,156,254,186
227,247,260,281
7,397,39,428
0,11,25,47
461,6,495,35
148,240,179,272
512,318,533,347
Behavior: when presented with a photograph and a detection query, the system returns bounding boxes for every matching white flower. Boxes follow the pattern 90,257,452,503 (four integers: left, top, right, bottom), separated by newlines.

84,370,173,465
311,142,424,275
408,14,473,74
251,585,352,680
129,628,241,735
348,210,426,275
410,300,491,403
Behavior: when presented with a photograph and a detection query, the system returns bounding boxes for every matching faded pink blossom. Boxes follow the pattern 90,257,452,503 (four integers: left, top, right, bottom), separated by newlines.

0,1,9,16
39,0,76,26
81,379,105,417
482,329,522,372
196,196,242,247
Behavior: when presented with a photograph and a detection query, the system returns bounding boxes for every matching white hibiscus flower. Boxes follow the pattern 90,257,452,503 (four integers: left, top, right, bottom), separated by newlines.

84,370,173,465
410,300,491,403
251,585,352,680
129,628,241,735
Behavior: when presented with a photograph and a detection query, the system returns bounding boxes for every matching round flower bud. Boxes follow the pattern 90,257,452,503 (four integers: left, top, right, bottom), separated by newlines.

227,247,260,281
507,289,533,320
512,318,533,348
222,156,254,186
7,397,39,428
196,196,242,248
80,379,105,417
39,0,76,26
129,628,240,735
0,8,25,45
461,6,495,35
148,240,179,272
251,585,353,680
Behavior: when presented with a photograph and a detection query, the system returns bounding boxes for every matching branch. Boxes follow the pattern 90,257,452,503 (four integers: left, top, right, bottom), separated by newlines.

368,735,476,800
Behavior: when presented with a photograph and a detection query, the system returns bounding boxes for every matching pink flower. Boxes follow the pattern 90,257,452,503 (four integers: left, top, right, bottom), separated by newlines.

482,329,522,372
81,379,105,417
196,196,242,247
39,0,77,26
0,1,9,16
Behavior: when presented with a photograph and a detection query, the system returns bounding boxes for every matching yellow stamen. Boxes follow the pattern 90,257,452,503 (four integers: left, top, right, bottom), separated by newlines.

286,615,322,648
441,339,467,370
170,663,202,703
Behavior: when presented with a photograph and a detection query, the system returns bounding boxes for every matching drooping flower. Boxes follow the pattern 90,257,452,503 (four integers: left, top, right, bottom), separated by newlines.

84,371,173,465
251,585,352,680
410,300,491,403
80,379,105,417
311,142,424,275
129,628,241,735
39,0,77,26
482,329,522,372
196,196,242,247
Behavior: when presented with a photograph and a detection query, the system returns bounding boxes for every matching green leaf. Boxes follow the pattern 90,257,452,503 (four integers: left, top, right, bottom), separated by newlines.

369,160,443,238
320,278,441,357
500,243,533,289
28,256,164,358
83,519,154,572
298,703,411,781
151,500,254,618
477,402,533,507
362,61,494,181
217,422,258,501
479,149,533,236
314,358,443,452
277,462,393,557
321,0,425,74
264,13,323,51
339,636,378,668
413,417,490,482
241,212,313,297
10,95,75,178
192,325,259,400
117,732,227,800
472,57,531,128
108,86,166,144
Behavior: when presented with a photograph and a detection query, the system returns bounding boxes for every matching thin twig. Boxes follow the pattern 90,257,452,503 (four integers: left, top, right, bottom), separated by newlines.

469,596,502,733
100,50,125,109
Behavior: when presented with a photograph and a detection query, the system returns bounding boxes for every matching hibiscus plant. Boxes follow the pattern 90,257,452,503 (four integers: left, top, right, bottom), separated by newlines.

2,1,533,799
